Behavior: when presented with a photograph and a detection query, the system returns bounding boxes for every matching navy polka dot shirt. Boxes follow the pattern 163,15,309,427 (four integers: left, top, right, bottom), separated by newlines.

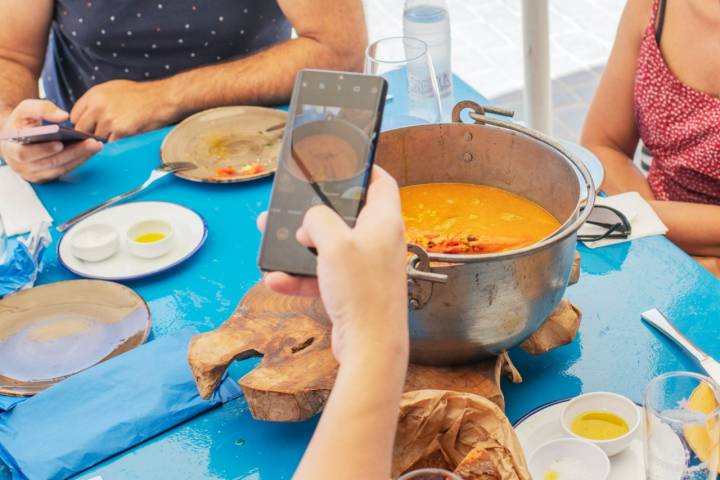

42,1,291,111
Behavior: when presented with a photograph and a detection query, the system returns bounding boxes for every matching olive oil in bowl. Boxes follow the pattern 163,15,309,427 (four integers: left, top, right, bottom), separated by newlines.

570,411,629,441
134,232,167,243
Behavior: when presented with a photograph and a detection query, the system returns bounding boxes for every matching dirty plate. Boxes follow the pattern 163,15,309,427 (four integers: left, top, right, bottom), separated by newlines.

161,106,287,183
0,280,150,396
514,398,644,479
58,201,207,281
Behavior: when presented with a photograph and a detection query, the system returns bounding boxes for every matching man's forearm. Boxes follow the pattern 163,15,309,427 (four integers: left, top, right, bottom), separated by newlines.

294,340,408,480
0,58,39,125
651,200,720,257
161,35,365,122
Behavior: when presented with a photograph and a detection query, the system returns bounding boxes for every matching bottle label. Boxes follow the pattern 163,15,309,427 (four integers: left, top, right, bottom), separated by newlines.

408,72,452,98
408,74,437,99
437,72,452,97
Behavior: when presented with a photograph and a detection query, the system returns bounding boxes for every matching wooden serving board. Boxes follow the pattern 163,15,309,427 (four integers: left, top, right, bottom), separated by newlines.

188,253,582,422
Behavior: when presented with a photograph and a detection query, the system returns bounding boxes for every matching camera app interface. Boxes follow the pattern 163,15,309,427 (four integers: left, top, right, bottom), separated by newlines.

261,72,385,275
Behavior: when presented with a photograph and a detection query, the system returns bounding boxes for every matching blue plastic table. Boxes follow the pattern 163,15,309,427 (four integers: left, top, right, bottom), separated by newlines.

22,75,720,479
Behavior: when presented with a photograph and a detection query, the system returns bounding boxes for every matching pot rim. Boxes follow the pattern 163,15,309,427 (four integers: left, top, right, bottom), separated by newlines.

399,115,597,265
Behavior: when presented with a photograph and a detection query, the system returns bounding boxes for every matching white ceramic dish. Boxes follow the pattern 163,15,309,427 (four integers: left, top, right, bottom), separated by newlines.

59,201,207,281
126,219,175,259
528,437,610,480
561,392,641,457
70,223,119,262
514,399,644,480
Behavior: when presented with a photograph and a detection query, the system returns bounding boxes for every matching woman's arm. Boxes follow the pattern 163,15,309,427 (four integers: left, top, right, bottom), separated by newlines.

649,200,720,257
581,0,655,200
295,342,407,480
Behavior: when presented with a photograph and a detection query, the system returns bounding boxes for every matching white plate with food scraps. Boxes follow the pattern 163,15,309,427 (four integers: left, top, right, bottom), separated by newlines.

161,106,287,183
58,201,207,281
514,398,644,479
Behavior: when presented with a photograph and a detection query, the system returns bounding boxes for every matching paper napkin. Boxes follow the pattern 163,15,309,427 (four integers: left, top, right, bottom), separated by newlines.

580,191,668,248
0,166,52,236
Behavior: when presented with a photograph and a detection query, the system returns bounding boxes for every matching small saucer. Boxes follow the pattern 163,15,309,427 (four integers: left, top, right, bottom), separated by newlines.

514,399,644,480
58,201,207,281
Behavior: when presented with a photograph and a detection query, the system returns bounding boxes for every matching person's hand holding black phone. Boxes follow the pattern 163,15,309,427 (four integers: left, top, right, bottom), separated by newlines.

257,166,409,364
0,99,104,182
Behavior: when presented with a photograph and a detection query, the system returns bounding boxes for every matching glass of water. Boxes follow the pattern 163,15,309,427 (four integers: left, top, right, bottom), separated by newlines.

364,36,442,131
398,468,462,480
645,372,720,479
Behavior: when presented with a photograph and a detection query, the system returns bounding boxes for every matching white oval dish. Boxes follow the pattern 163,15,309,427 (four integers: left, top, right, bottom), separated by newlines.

529,437,610,480
58,201,207,281
514,398,645,480
126,219,174,259
561,392,641,457
70,223,119,262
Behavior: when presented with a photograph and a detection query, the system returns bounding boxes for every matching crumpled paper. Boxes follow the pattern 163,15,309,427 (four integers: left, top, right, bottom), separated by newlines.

393,390,530,480
521,299,581,355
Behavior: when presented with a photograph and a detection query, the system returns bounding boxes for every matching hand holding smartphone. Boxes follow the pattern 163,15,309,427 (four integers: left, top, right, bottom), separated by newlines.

0,124,106,145
258,69,388,277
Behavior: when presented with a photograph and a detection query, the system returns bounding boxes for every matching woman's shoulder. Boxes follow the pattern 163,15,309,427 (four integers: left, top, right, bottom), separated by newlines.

613,0,657,47
623,0,657,33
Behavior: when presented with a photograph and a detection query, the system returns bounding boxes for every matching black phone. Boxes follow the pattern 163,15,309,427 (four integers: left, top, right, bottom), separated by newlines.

0,124,106,145
258,69,388,277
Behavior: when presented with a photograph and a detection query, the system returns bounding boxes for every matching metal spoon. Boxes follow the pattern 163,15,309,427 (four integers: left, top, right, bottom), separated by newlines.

56,161,197,233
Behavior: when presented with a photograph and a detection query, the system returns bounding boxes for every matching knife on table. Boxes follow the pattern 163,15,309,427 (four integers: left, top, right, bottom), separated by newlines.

641,308,720,385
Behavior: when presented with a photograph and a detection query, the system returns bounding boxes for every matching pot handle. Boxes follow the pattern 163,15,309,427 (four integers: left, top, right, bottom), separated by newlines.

452,100,597,239
406,244,448,284
451,100,515,122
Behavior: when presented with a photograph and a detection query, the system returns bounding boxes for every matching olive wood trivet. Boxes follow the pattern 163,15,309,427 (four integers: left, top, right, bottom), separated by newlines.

188,253,582,422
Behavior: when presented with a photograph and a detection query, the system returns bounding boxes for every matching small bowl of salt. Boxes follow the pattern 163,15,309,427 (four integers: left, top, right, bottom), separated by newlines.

70,223,119,262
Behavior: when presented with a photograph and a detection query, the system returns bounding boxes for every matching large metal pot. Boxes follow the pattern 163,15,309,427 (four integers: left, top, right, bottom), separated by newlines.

374,101,596,365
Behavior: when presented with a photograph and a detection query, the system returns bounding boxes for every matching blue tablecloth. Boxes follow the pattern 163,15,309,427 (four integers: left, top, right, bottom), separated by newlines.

0,329,242,480
7,74,719,479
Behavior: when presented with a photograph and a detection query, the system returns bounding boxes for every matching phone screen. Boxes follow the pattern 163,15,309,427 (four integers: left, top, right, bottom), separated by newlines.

258,70,388,276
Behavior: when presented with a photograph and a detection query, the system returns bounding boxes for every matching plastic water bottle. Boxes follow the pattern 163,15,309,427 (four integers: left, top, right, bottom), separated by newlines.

403,0,453,119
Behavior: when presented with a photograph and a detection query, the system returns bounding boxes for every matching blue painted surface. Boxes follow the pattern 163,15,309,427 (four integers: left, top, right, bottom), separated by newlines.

21,74,720,479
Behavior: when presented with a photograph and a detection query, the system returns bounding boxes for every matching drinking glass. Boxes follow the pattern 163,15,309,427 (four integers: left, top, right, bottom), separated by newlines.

398,468,462,480
365,36,443,130
645,372,720,479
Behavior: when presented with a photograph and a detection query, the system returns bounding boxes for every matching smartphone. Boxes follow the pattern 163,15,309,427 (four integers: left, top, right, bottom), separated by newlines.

258,69,388,276
0,124,106,144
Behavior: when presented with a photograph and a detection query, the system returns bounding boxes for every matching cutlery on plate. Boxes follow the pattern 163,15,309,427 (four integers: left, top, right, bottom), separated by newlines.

56,162,197,233
641,308,720,385
264,122,286,133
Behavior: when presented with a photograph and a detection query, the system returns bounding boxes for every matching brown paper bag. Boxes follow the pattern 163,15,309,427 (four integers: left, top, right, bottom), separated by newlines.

393,390,530,480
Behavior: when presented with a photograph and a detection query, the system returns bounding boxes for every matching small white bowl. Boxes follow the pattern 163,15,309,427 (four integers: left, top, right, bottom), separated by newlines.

126,220,174,259
70,223,119,262
561,391,641,457
529,438,610,480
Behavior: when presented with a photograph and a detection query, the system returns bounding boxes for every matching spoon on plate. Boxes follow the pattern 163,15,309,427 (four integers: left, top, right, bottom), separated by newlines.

264,122,286,133
56,161,197,233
